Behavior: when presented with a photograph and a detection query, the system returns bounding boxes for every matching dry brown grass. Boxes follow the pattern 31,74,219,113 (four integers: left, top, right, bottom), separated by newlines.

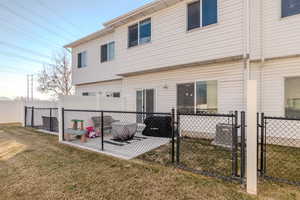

0,126,299,200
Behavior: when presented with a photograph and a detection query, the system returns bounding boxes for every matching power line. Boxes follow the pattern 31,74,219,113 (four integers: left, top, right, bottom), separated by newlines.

34,0,83,33
0,2,71,42
0,41,52,60
11,0,80,39
0,51,52,66
0,18,63,50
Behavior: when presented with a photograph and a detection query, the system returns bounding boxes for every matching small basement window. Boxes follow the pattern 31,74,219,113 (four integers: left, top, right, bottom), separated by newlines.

113,92,121,98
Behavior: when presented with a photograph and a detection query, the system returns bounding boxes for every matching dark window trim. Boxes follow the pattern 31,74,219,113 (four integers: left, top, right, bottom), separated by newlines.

187,0,218,31
101,41,115,63
128,18,151,48
281,0,300,18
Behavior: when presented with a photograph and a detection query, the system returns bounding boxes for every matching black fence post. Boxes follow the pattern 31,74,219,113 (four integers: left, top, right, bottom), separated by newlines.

62,108,65,141
240,111,246,179
176,112,180,164
101,111,104,151
31,106,34,127
232,111,239,177
261,112,265,175
49,108,52,132
171,108,175,163
24,106,27,127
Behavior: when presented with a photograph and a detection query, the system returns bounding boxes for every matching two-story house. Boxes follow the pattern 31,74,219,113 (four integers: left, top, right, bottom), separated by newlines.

65,0,300,118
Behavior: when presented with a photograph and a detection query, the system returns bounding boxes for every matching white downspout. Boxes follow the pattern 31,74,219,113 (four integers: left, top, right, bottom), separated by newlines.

243,0,251,111
259,0,265,113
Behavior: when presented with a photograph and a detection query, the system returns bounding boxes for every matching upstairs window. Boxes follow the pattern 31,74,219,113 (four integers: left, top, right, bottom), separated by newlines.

77,51,87,68
282,0,300,18
139,18,151,44
188,0,218,31
128,18,151,48
101,42,115,63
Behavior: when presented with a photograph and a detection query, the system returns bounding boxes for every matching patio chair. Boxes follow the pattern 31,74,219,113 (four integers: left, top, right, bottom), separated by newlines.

91,116,119,134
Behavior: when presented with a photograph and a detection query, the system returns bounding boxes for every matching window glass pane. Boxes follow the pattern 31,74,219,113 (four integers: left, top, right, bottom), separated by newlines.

108,42,115,61
196,81,217,113
101,44,108,63
113,92,120,98
188,1,200,30
82,92,89,96
77,53,82,68
139,18,151,44
177,83,195,113
285,77,300,118
202,0,218,26
128,24,138,47
81,51,87,67
282,0,300,17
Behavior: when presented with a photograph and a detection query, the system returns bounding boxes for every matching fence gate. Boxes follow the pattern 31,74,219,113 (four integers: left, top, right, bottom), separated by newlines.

258,113,300,186
175,111,246,182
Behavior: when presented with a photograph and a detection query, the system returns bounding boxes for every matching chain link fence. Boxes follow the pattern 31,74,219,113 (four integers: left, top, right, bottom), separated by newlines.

258,113,300,186
25,106,58,133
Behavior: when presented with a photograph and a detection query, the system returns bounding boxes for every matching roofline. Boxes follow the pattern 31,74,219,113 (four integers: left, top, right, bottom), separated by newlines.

64,27,114,48
64,0,182,48
117,55,244,77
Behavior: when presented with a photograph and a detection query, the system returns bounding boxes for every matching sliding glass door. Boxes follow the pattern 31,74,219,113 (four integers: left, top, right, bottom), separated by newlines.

136,89,155,123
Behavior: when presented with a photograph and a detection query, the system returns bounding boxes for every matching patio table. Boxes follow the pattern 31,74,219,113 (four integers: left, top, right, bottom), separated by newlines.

111,122,137,141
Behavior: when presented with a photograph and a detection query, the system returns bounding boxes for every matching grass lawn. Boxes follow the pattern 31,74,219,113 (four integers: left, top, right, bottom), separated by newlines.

0,126,299,200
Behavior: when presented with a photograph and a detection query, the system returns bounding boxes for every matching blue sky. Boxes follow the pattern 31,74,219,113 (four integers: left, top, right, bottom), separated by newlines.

0,0,153,99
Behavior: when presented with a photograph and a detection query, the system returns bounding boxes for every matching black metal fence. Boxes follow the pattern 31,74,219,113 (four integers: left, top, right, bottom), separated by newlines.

62,109,175,162
175,111,246,182
61,108,246,182
257,113,300,186
25,106,59,132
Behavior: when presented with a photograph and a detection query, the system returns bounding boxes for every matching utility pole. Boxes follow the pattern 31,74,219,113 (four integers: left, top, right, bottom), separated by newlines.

26,74,34,101
31,74,34,101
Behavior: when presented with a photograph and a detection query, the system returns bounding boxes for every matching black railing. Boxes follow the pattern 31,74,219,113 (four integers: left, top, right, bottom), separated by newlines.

62,109,175,163
257,113,300,186
175,110,246,182
61,108,246,183
24,106,58,132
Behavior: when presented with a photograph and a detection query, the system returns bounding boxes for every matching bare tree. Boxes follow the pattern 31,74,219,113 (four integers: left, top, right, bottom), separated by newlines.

37,49,73,97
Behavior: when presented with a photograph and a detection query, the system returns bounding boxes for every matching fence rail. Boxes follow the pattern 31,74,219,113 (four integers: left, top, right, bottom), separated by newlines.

257,113,300,186
25,106,58,133
61,108,246,183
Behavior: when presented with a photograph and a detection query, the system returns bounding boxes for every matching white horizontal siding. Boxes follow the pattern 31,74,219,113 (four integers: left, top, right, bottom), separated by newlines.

72,0,244,84
72,33,121,85
261,57,300,116
75,80,123,96
123,61,245,113
262,0,300,58
115,0,243,75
